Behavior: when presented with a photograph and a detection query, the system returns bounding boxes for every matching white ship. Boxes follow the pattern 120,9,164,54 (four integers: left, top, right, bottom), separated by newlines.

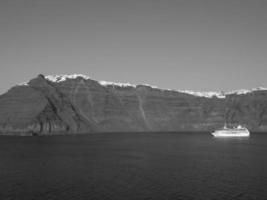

211,124,250,137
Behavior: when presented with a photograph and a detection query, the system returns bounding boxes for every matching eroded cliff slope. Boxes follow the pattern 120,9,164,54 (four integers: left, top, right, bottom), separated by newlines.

0,74,267,135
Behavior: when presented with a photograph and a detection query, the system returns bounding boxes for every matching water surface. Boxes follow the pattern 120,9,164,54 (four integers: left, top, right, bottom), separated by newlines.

0,132,267,200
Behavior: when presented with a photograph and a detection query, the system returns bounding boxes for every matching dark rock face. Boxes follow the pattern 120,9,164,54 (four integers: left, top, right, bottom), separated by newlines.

0,74,267,135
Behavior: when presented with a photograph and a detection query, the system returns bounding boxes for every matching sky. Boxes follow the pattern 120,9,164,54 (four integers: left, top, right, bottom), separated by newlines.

0,0,267,94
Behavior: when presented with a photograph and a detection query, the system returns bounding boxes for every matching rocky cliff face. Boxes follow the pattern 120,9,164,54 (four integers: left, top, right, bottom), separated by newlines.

0,74,267,135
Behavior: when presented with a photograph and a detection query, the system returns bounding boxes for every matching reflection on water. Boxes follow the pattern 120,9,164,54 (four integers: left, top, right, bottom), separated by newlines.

212,136,250,141
0,132,266,200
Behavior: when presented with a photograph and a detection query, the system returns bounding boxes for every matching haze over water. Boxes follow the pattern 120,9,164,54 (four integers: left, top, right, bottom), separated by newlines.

0,132,266,200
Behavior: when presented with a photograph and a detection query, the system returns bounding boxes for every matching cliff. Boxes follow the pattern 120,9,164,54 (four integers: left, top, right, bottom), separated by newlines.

0,74,267,135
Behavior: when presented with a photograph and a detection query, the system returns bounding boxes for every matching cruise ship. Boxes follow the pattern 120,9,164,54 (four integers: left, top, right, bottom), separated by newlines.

211,124,250,137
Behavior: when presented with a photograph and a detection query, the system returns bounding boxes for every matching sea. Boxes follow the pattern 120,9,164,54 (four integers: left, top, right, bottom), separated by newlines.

0,132,267,200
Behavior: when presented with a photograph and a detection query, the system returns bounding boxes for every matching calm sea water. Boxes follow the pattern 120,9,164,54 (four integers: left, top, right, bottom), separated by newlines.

0,132,267,200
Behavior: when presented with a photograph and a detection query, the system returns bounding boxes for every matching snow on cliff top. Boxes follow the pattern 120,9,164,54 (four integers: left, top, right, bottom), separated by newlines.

174,87,267,98
45,74,91,83
177,90,225,98
39,74,267,98
226,87,267,95
99,80,137,88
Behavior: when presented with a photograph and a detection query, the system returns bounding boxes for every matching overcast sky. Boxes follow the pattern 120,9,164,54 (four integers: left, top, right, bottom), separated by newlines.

0,0,267,94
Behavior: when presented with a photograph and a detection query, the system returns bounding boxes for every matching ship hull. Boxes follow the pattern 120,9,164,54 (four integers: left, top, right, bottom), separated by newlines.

212,130,250,137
